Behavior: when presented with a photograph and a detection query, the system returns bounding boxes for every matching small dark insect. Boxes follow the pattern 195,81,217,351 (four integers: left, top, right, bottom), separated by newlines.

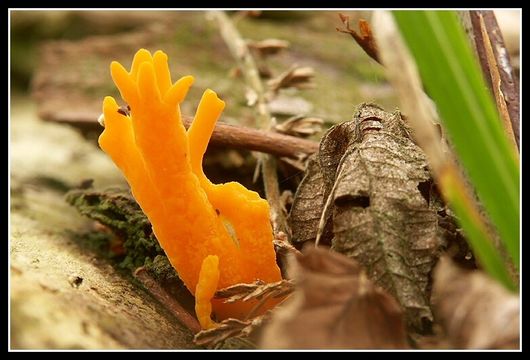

117,104,131,117
215,209,221,216
68,275,83,288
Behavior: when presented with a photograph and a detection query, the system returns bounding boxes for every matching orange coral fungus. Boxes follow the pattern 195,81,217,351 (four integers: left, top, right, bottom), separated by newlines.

99,49,282,329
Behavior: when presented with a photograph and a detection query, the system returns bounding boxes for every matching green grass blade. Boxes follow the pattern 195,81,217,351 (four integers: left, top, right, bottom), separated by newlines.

393,11,519,276
439,169,516,290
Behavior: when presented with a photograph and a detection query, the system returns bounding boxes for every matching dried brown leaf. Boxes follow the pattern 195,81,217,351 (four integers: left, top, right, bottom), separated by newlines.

288,156,327,245
275,115,323,138
260,246,409,349
215,279,295,304
337,14,380,63
433,257,520,349
267,65,315,94
329,104,440,330
194,313,270,348
248,39,290,57
273,236,302,258
289,104,443,330
279,155,308,172
215,280,265,300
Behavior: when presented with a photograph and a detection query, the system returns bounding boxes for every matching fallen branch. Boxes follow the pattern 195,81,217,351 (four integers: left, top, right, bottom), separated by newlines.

134,267,201,334
38,110,319,159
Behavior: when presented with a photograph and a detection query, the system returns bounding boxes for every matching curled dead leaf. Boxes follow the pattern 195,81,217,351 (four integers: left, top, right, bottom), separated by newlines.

215,279,295,304
289,156,327,245
267,65,315,94
248,38,290,57
433,257,520,349
337,14,380,63
289,104,443,331
273,235,302,259
194,313,271,348
275,115,323,138
260,246,409,349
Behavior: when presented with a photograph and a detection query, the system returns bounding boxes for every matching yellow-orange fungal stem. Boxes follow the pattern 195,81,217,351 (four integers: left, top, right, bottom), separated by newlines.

99,49,282,328
195,255,220,329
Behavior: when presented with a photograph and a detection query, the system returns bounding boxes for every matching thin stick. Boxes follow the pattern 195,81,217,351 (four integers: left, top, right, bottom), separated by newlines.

134,267,202,334
477,14,519,156
38,110,319,159
208,10,289,234
465,11,520,150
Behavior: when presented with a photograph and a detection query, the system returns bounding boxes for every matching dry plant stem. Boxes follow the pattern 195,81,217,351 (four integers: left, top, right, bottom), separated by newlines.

38,110,319,159
134,267,201,334
462,11,520,150
373,13,495,259
209,10,289,234
477,14,519,155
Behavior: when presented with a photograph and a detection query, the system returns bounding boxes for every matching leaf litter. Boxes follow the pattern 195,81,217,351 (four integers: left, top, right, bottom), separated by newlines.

67,102,519,349
260,246,409,349
432,257,519,349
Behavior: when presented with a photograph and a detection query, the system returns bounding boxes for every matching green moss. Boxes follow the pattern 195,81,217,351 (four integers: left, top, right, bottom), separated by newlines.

65,189,165,272
70,229,114,257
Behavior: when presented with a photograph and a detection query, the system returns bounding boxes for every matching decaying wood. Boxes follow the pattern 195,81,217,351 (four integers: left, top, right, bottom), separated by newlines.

38,110,319,159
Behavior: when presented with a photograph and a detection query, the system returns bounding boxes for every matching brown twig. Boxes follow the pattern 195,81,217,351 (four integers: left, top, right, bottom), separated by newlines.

208,10,289,235
134,267,201,334
38,110,319,159
467,11,520,150
476,14,519,155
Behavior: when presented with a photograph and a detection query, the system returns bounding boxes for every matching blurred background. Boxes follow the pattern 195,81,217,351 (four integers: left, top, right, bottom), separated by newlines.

10,10,404,195
9,10,520,349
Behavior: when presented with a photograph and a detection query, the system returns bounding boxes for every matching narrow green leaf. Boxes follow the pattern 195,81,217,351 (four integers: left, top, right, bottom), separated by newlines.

393,12,519,278
439,171,515,290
